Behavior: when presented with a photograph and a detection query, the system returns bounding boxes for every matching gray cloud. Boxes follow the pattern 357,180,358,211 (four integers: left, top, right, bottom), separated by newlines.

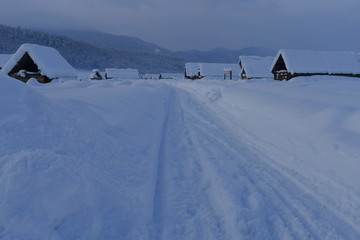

0,0,359,51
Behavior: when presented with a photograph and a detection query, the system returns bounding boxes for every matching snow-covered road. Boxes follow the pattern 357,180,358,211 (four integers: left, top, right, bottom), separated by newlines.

151,82,360,239
1,76,360,239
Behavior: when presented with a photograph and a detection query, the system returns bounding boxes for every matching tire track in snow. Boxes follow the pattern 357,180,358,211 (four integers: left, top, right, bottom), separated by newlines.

151,86,238,240
151,87,174,240
173,85,360,239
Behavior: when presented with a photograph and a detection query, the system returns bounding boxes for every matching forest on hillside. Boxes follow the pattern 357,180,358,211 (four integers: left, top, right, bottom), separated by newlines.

0,25,184,73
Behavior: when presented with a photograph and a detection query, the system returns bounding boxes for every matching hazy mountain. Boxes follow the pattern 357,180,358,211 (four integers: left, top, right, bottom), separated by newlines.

0,25,184,73
175,47,277,63
46,29,276,64
47,30,172,55
0,25,276,74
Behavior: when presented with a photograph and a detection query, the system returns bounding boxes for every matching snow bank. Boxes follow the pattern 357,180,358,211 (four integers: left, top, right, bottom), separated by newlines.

0,75,173,239
2,43,77,79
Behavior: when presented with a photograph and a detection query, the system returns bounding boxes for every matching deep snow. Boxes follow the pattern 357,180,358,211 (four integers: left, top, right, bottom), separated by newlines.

0,74,360,239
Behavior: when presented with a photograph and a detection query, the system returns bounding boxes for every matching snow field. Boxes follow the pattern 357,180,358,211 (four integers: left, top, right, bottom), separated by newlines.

0,74,360,239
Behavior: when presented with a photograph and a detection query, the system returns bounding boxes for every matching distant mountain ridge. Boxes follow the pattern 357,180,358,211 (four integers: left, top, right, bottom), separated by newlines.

0,25,277,73
174,47,277,63
0,25,184,73
46,30,277,64
47,30,172,55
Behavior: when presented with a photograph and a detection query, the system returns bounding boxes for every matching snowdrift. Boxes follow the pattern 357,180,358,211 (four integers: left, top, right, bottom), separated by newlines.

0,75,172,239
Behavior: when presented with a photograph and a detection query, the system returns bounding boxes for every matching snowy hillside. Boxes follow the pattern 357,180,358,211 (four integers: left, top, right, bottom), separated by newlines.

1,74,360,239
0,24,184,73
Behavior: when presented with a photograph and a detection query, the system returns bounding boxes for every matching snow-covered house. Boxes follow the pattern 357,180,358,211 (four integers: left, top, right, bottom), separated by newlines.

239,56,274,79
105,68,139,80
159,73,184,80
0,54,12,69
199,63,240,80
185,63,200,79
143,73,160,80
89,69,103,80
185,62,240,80
2,44,77,83
271,49,360,81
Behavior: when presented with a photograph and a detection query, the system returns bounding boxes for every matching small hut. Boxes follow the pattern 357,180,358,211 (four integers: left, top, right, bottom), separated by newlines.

159,73,184,80
185,63,201,79
104,68,139,80
89,69,103,80
143,73,160,80
2,44,76,83
271,49,360,81
239,56,273,79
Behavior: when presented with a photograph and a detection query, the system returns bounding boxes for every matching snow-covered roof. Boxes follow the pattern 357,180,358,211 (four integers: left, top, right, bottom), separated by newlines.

89,69,102,79
271,49,360,75
105,68,139,79
239,56,273,78
2,44,77,79
185,63,199,77
0,54,12,68
143,73,160,79
199,63,240,77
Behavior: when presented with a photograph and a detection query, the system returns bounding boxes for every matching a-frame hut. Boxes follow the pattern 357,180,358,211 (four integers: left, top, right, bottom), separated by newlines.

271,49,360,81
89,69,103,80
239,56,273,79
185,63,201,79
2,44,77,83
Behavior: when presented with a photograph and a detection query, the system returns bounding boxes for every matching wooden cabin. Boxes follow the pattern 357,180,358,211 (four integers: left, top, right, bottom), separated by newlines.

159,73,184,80
89,69,103,80
2,44,76,83
271,49,360,81
238,56,273,79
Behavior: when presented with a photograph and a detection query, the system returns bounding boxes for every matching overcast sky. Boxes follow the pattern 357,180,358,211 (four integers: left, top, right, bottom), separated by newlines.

1,0,360,51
